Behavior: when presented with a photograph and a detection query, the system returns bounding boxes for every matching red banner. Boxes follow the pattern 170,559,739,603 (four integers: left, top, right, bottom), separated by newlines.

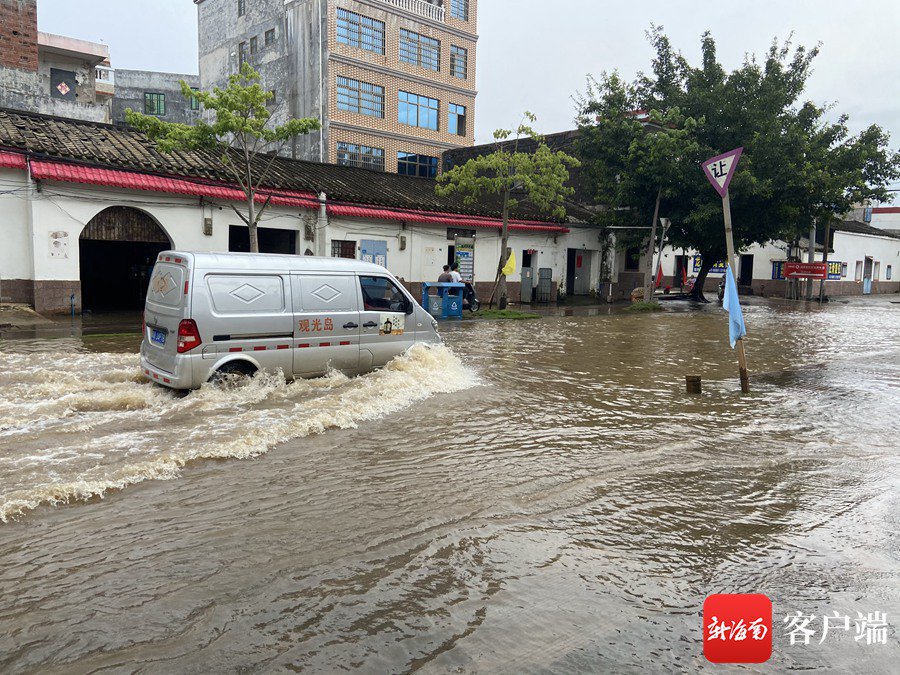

783,262,827,279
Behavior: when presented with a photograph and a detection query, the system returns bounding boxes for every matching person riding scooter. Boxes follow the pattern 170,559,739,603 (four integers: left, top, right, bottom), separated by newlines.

451,263,480,312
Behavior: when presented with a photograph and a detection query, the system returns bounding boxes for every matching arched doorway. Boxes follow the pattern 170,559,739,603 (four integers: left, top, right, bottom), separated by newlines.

79,207,172,311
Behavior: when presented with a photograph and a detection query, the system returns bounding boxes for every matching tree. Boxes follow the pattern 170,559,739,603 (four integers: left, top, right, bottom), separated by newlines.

577,29,900,301
126,63,320,252
436,113,580,308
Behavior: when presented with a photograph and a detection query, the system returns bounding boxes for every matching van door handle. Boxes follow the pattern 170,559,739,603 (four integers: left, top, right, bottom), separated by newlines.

363,321,379,328
343,322,359,329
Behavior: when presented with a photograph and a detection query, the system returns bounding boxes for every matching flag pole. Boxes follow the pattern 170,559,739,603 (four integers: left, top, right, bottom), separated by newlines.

722,191,750,393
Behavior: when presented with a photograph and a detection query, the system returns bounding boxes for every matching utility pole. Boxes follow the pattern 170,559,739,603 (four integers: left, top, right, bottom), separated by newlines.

642,188,662,303
818,219,831,303
806,219,816,301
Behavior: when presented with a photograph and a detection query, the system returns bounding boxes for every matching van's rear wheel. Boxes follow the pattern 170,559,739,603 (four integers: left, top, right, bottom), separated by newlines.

210,361,257,386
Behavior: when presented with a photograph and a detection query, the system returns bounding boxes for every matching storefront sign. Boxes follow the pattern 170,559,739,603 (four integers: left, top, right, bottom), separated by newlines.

783,262,827,279
693,255,727,274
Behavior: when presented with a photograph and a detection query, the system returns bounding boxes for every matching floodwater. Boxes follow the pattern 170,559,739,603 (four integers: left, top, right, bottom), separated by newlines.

1,298,898,673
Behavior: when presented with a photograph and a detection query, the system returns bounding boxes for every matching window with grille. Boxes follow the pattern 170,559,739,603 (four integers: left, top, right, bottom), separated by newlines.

337,142,385,171
190,88,200,111
250,36,258,54
397,152,438,178
336,76,384,117
398,91,439,130
448,103,466,136
399,29,440,72
331,240,357,259
336,8,385,55
144,93,166,116
450,0,468,21
238,0,246,17
265,28,276,46
238,41,247,65
450,45,467,79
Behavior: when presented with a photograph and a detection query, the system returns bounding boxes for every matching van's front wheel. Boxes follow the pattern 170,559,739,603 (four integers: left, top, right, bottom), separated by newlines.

210,361,257,387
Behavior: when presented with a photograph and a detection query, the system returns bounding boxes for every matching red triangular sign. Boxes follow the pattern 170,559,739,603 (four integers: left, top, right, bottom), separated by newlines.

702,148,743,198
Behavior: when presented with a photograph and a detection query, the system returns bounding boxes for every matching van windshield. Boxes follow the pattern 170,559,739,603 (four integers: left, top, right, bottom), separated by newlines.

359,276,408,312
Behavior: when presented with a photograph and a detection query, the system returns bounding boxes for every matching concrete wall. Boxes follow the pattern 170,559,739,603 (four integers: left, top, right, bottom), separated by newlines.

111,70,201,125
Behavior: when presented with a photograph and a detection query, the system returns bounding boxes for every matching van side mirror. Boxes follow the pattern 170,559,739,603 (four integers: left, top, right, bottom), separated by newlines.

405,299,414,315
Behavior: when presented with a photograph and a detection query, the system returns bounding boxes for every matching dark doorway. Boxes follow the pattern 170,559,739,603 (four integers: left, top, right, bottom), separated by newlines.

447,244,456,267
739,254,754,286
674,255,690,287
566,248,577,296
79,207,171,311
229,225,297,253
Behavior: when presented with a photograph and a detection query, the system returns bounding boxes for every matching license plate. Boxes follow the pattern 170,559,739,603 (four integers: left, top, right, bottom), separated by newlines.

150,328,166,346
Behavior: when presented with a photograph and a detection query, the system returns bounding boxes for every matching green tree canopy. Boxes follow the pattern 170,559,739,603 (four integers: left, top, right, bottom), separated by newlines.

437,112,580,307
126,63,320,252
577,28,900,299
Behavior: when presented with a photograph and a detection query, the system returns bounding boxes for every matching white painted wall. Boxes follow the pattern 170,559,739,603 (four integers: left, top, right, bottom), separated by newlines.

0,168,32,282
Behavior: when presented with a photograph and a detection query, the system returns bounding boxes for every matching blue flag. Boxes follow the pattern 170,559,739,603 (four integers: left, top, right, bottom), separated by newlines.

723,266,747,348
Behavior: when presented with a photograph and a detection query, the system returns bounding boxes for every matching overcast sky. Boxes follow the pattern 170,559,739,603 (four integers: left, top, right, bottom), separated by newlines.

39,0,900,155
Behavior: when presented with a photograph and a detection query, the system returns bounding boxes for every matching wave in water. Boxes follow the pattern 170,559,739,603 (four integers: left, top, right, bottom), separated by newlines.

0,344,479,522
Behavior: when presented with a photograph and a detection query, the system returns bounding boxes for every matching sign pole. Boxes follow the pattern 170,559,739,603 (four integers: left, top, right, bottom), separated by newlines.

722,191,750,393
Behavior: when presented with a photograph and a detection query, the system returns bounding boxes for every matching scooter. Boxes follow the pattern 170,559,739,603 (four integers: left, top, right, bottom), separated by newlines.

717,278,726,303
463,282,481,312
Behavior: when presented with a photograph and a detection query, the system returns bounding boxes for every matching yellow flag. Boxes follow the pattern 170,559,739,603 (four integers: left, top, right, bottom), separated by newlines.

501,250,516,277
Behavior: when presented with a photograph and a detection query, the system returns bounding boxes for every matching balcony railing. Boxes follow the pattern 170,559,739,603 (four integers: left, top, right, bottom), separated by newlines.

95,66,115,96
378,0,444,22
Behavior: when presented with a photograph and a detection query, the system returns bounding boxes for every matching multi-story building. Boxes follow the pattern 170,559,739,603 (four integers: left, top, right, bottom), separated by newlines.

0,0,114,123
196,0,478,175
111,70,202,126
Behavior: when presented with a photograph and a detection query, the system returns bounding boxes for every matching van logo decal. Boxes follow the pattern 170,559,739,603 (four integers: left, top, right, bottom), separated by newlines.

230,284,265,304
151,272,176,296
312,284,341,303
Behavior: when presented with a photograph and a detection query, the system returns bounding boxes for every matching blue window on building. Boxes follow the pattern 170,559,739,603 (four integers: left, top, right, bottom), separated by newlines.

399,29,440,71
336,8,385,54
398,152,438,178
337,76,384,118
448,103,466,136
337,142,385,171
398,91,439,130
450,45,467,79
450,0,468,21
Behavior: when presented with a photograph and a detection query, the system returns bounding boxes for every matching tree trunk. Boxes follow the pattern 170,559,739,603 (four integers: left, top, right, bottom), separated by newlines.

498,189,510,310
248,195,259,253
690,255,715,302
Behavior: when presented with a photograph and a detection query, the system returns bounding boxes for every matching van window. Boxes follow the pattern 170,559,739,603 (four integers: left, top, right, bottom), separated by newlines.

147,263,185,308
359,276,409,312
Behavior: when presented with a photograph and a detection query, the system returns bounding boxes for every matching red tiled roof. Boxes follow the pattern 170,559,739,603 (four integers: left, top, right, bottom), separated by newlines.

0,150,26,170
28,159,319,208
328,203,570,233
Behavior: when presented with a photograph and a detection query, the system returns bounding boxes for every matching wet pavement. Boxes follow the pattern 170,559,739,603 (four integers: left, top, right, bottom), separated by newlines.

0,296,898,672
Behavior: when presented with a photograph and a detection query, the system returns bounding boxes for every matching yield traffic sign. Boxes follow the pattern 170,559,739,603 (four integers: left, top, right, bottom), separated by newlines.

702,148,743,198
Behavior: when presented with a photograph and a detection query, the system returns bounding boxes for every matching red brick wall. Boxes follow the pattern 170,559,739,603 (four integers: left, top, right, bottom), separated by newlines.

0,0,38,71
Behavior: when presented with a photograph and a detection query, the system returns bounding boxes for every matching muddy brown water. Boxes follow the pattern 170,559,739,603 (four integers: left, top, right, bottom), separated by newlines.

1,299,898,673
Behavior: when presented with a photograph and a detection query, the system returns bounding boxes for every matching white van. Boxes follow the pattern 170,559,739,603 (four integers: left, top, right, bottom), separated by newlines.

140,251,440,390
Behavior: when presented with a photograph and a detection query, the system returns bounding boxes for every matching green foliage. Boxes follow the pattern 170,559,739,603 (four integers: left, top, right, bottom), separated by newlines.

436,112,580,221
624,301,663,312
577,28,900,266
125,64,320,240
